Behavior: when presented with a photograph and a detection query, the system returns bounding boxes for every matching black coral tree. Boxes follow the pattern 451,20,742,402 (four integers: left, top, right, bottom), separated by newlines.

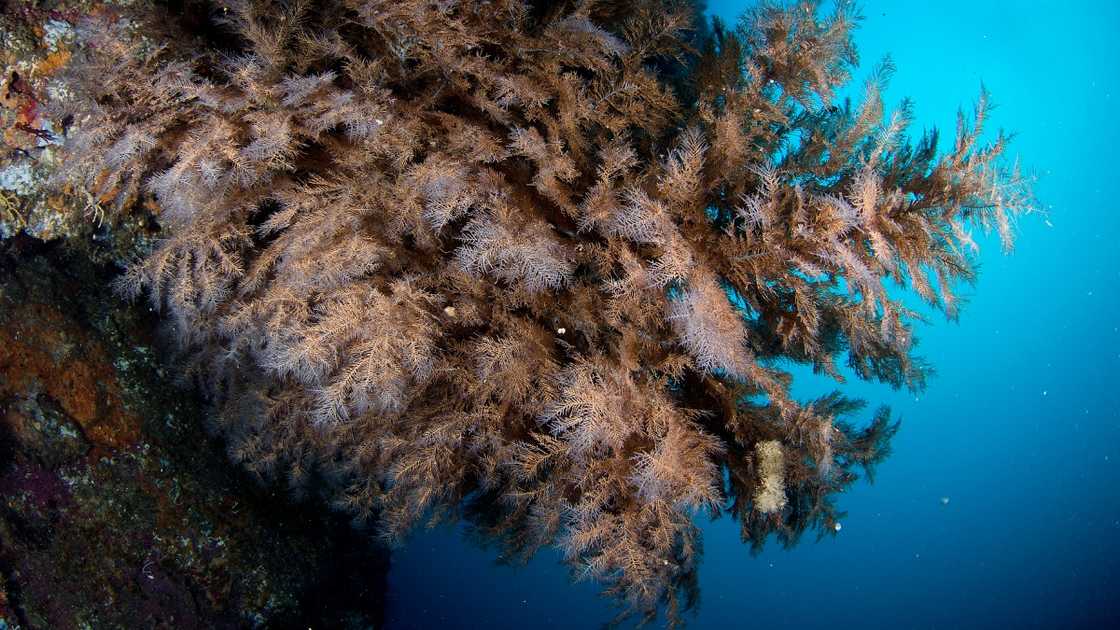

55,0,1033,624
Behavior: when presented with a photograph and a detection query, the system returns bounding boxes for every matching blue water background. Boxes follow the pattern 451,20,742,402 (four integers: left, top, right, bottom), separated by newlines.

384,1,1120,627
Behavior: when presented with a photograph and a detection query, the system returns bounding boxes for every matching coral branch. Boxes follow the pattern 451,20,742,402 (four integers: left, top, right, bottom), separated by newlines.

52,0,1033,624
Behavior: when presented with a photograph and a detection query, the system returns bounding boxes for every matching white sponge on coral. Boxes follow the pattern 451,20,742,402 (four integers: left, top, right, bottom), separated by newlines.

753,440,787,514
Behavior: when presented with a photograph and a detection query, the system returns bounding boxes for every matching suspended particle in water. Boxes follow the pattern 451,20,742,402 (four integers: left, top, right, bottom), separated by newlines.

940,496,950,506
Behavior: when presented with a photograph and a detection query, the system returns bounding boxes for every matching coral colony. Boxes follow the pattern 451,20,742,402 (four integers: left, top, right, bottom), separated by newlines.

54,0,1031,624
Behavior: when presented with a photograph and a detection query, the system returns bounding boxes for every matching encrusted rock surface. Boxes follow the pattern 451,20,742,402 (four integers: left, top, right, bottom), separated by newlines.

2,2,88,242
0,6,390,629
1,1,159,261
0,240,389,629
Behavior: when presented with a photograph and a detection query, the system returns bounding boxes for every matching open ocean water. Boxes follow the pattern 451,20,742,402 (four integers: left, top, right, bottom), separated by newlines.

384,1,1120,628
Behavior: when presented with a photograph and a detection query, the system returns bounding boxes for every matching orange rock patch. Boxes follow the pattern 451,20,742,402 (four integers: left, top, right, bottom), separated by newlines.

0,301,139,450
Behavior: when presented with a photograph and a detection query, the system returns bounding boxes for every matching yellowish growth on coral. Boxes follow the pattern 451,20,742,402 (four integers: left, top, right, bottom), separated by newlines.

0,189,23,226
36,49,72,78
754,440,787,514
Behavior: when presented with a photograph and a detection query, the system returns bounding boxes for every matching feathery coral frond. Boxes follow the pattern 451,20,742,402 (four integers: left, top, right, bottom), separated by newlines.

54,0,1033,624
